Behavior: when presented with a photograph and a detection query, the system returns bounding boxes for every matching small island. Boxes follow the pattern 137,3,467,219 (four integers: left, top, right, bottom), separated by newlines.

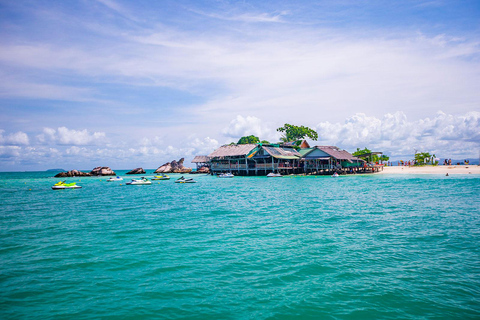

54,167,116,177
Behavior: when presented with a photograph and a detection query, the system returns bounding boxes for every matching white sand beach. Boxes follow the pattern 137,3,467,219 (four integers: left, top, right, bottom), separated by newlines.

379,165,480,175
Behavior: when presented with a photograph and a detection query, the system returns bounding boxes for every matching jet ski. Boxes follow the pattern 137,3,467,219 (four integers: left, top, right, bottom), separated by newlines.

218,173,234,178
151,174,170,180
107,176,123,182
126,177,151,185
267,172,282,177
175,176,196,183
52,181,82,190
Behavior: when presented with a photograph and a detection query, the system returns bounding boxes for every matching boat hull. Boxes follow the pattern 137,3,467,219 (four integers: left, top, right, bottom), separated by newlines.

52,185,82,190
151,176,170,180
175,180,196,183
267,173,282,177
126,181,151,185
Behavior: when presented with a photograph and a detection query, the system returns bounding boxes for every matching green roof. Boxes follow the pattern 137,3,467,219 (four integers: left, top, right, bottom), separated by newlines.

298,148,314,156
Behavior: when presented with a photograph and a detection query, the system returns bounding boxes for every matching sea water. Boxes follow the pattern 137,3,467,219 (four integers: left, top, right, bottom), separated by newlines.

1,171,479,319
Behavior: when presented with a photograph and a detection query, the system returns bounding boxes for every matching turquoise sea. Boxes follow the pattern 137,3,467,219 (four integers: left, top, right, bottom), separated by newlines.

1,171,480,319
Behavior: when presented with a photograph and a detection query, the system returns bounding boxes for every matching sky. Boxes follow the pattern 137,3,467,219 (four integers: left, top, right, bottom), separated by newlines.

0,0,479,171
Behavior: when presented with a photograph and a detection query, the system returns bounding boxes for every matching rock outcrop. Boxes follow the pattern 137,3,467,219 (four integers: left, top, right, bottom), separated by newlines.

54,170,91,177
191,166,210,174
90,166,116,176
127,167,146,174
155,158,192,173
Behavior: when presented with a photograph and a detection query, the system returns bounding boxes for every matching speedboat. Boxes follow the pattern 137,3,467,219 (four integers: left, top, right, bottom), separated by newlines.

126,177,151,185
267,173,282,177
175,176,196,183
52,181,82,190
107,176,123,182
152,174,170,180
332,172,339,177
218,173,234,178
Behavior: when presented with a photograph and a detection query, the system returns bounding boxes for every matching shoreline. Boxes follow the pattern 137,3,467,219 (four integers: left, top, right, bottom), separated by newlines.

378,165,480,175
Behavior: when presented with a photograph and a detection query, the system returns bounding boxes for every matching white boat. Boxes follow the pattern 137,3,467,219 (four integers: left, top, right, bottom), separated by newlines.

332,172,339,177
52,181,82,190
267,173,282,177
175,176,196,183
107,176,123,182
126,177,151,185
218,173,234,178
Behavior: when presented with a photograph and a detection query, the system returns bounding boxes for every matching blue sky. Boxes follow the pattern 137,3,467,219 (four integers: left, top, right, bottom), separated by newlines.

1,0,479,171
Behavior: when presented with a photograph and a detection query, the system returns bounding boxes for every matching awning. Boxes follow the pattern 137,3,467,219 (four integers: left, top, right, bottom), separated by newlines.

303,156,331,160
272,155,300,160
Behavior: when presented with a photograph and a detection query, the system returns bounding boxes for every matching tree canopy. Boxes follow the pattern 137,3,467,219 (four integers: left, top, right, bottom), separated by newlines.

276,124,318,142
352,147,390,163
237,135,260,144
352,147,372,157
414,152,434,165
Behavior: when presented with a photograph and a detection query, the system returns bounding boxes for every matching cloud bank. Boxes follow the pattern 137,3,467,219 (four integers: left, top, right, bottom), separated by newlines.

316,111,480,158
3,111,478,170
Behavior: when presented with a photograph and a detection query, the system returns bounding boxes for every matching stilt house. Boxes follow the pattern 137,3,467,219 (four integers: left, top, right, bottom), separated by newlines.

300,146,364,174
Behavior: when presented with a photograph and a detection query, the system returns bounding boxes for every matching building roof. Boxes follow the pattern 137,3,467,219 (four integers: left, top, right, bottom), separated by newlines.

281,140,311,149
298,148,314,156
208,144,258,159
303,146,363,162
262,146,302,160
192,155,211,163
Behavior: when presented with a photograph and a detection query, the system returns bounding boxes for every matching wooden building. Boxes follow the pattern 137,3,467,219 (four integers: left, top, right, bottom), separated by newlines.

191,155,211,170
208,144,258,176
301,146,364,174
201,143,370,176
250,145,302,175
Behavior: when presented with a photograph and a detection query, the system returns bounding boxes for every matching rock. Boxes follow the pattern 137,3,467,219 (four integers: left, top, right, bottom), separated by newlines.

127,167,146,174
155,158,192,173
90,166,116,176
54,169,91,177
191,166,210,174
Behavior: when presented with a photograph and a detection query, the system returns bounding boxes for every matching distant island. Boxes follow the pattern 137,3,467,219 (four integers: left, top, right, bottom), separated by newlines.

47,168,65,172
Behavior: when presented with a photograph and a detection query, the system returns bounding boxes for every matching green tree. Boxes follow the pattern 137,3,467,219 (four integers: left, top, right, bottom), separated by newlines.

352,147,372,157
352,147,389,163
414,152,432,165
380,155,390,163
237,135,260,144
276,124,318,142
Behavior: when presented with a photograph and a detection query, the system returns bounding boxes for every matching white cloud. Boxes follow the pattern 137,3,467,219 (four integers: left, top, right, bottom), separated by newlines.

188,136,219,155
37,127,106,146
0,130,29,146
315,111,480,158
222,115,278,142
0,146,22,158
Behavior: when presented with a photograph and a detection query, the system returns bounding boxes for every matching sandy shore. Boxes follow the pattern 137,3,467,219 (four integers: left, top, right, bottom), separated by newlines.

379,165,480,175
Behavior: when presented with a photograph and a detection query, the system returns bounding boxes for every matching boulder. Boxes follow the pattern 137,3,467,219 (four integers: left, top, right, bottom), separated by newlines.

54,169,91,177
127,167,146,174
155,158,192,173
90,166,116,176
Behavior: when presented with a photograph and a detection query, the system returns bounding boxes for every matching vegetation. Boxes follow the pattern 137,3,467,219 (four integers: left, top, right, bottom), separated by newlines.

237,135,270,145
414,152,435,165
276,124,318,143
353,147,378,162
380,155,390,162
237,135,260,144
353,147,389,163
